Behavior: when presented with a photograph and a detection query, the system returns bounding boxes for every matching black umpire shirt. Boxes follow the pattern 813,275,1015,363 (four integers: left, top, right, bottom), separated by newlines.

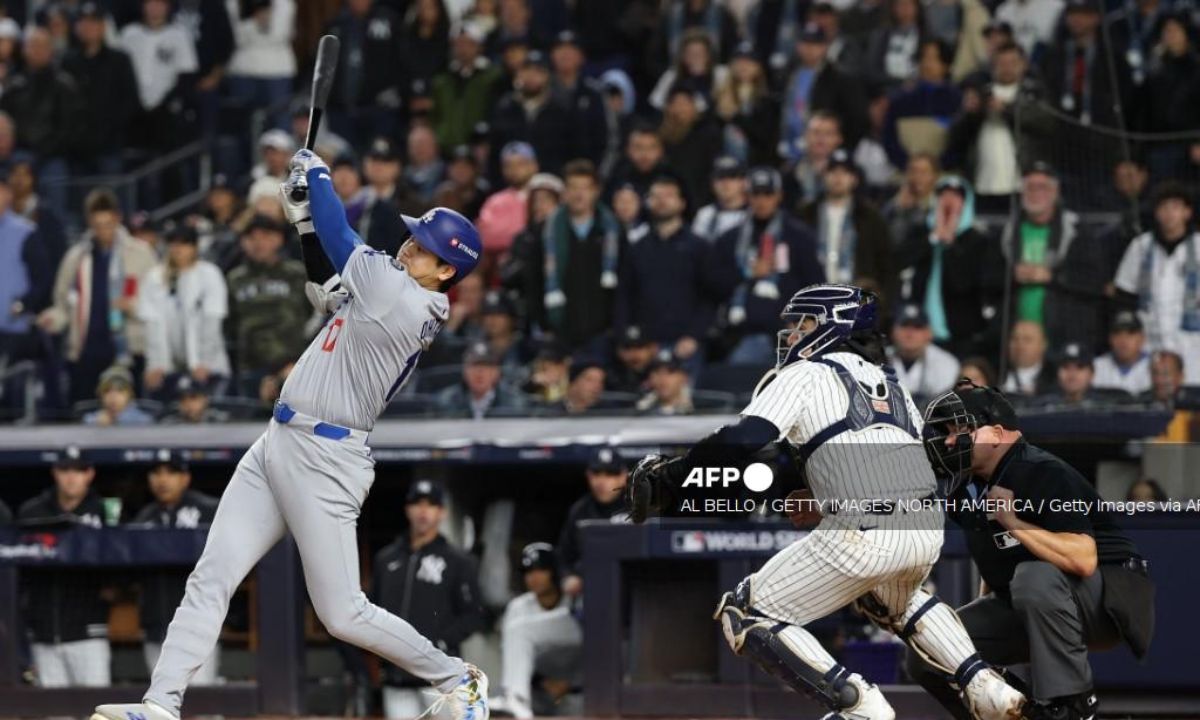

948,439,1139,594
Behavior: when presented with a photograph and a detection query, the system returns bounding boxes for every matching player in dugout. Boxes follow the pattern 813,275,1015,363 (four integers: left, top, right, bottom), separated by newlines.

918,381,1156,720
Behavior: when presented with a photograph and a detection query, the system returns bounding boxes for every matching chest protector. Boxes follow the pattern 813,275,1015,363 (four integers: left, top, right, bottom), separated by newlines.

797,357,920,463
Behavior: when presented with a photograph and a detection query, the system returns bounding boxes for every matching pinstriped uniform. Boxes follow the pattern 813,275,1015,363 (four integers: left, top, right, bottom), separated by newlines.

739,351,978,677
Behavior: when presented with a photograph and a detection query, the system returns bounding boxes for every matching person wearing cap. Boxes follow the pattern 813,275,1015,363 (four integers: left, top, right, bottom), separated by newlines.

995,0,1066,57
710,166,822,366
37,188,156,404
636,349,694,416
356,136,427,256
225,0,297,133
431,19,504,150
1041,342,1093,406
138,222,231,401
1089,313,1151,400
372,479,485,719
132,449,220,684
491,542,583,719
225,214,311,397
523,342,570,404
1114,181,1200,384
532,159,623,351
437,145,492,220
605,120,672,202
919,383,1152,720
437,341,528,419
1002,320,1058,397
1038,0,1130,129
888,303,962,402
798,147,892,296
62,1,139,179
691,155,748,243
607,325,660,394
246,129,296,204
491,49,577,177
880,39,960,171
615,174,709,368
543,356,608,416
18,446,112,687
557,446,630,597
895,175,1004,358
161,376,230,423
1002,162,1107,353
780,23,869,163
550,30,608,166
660,84,724,209
323,0,405,141
477,141,540,258
83,364,154,425
404,124,446,204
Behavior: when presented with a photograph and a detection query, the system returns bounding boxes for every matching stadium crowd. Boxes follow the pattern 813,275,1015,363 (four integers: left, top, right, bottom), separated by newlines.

0,0,1196,436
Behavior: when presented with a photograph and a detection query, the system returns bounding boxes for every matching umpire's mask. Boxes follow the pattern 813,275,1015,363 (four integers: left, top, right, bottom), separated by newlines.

922,380,1019,495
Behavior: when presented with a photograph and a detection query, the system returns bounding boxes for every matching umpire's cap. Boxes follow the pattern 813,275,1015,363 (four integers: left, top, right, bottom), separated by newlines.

520,542,557,573
402,207,482,285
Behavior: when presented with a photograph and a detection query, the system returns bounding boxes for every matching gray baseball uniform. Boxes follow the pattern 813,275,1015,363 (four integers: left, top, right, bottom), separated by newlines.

145,244,461,716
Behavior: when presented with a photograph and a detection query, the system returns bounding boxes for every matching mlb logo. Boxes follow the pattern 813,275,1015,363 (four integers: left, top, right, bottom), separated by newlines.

672,531,706,553
993,530,1021,550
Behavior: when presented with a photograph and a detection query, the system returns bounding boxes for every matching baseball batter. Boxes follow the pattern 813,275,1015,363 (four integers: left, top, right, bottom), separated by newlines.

93,150,489,720
629,285,1025,720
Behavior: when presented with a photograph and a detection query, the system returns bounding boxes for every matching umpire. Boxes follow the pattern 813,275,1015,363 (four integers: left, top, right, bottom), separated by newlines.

915,382,1154,720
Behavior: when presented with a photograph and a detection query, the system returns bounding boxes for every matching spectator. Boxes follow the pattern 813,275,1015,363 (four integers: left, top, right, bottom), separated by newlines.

331,157,367,227
138,223,231,400
649,29,729,112
882,152,938,250
1002,162,1108,352
616,175,709,366
610,183,642,231
557,446,629,596
491,543,582,719
531,160,621,351
713,42,779,168
83,364,154,425
524,343,569,404
605,122,671,201
1041,342,1120,406
607,325,659,395
225,215,311,397
598,69,637,181
659,86,723,208
691,156,748,243
160,376,230,423
62,2,140,178
1136,12,1200,183
358,137,425,255
1150,351,1193,440
1108,0,1164,89
19,446,111,687
546,357,609,415
0,27,81,217
132,449,219,684
651,0,739,76
780,23,868,163
959,355,998,388
854,80,902,197
1039,0,1130,129
1093,310,1152,396
1114,181,1200,385
924,0,989,82
0,496,10,525
798,149,892,297
37,189,156,405
120,0,199,156
445,272,487,342
1001,319,1057,396
881,40,960,171
8,156,68,270
432,21,504,151
1104,158,1151,265
404,124,446,204
0,168,50,394
191,174,245,271
502,171,563,311
1126,478,1168,503
946,42,1052,212
636,349,694,415
710,167,823,366
403,0,452,102
785,110,843,207
751,0,809,77
0,111,18,176
895,176,1004,358
490,50,576,176
437,145,492,220
226,0,296,131
173,0,235,143
325,0,406,146
372,479,485,719
246,129,295,204
550,31,607,165
479,290,524,375
478,142,538,262
887,304,961,402
436,341,528,418
994,0,1064,57
863,0,924,90
488,0,545,57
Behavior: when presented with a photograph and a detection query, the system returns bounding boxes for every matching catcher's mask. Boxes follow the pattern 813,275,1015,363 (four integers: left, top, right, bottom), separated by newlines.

922,379,1019,495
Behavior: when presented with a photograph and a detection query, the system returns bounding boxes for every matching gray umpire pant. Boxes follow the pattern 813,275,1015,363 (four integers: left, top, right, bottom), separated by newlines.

907,561,1121,715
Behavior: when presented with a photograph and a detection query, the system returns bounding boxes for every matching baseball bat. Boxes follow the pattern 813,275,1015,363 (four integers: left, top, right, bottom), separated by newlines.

291,34,341,201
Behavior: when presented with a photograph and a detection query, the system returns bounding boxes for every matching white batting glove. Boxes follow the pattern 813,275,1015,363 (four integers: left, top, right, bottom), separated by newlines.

279,167,314,234
304,276,348,314
289,148,328,175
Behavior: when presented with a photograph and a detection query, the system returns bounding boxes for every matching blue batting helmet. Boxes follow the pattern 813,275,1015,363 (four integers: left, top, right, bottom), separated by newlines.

776,284,878,367
401,207,482,285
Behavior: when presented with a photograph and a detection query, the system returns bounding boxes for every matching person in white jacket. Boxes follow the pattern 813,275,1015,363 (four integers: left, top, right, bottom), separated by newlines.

139,223,231,400
226,0,296,129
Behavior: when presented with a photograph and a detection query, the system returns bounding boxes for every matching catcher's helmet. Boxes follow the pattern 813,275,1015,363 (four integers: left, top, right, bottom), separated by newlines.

922,380,1019,494
776,284,878,368
401,207,481,285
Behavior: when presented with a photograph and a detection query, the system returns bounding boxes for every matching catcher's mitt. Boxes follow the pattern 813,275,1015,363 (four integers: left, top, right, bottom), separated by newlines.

627,453,681,523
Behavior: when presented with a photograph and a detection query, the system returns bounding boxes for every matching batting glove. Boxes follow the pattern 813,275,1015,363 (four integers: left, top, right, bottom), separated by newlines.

289,148,328,175
279,167,314,234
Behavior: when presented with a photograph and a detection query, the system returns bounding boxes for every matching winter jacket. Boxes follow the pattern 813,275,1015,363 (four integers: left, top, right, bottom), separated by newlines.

0,66,82,157
614,223,713,345
798,198,893,301
489,91,578,176
62,45,141,158
432,59,504,150
371,535,484,687
225,257,312,374
132,490,219,643
661,114,724,208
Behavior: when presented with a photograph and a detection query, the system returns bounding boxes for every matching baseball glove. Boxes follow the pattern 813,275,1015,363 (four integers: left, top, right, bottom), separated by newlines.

627,453,681,524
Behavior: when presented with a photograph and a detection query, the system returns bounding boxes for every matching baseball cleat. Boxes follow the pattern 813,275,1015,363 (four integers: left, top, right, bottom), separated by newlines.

715,591,754,654
488,689,533,719
91,700,179,720
962,667,1026,720
818,674,895,720
427,663,489,720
